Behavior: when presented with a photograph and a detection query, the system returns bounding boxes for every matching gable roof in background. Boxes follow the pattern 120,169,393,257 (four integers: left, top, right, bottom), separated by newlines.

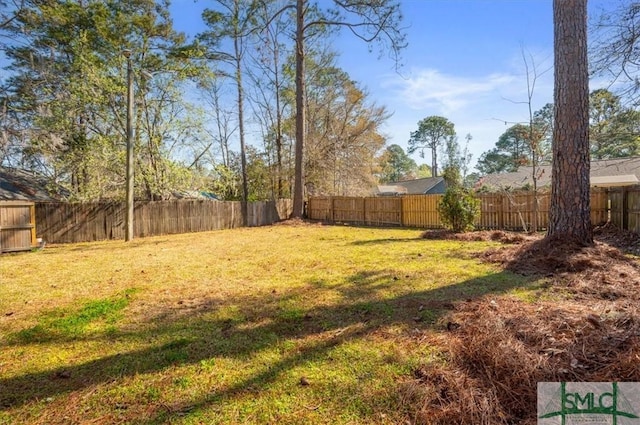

477,157,640,190
0,168,61,201
375,184,408,196
376,176,446,196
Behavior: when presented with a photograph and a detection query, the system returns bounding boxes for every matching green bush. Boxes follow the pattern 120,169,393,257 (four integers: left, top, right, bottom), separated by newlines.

437,186,481,232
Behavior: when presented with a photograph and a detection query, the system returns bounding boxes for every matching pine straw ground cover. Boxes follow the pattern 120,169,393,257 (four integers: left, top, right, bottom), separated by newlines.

1,222,639,424
406,225,640,424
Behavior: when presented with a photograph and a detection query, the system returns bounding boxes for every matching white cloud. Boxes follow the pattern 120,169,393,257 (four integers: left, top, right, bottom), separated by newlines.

381,68,519,114
376,67,555,168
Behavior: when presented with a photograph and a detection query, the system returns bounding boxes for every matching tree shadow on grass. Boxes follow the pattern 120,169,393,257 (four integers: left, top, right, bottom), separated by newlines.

0,268,538,422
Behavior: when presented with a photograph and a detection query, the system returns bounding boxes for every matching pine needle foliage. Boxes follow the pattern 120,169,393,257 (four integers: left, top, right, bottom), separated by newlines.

436,165,480,233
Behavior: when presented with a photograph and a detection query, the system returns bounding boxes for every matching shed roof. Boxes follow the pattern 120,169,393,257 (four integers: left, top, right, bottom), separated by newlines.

0,167,60,201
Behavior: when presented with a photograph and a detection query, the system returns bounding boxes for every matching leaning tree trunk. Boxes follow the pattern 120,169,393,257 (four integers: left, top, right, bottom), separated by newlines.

547,0,592,244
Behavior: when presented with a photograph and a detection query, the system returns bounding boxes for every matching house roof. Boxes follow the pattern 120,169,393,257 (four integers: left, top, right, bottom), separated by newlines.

591,174,639,187
172,190,220,200
375,185,408,196
477,165,552,189
0,167,60,201
378,177,445,195
477,157,640,190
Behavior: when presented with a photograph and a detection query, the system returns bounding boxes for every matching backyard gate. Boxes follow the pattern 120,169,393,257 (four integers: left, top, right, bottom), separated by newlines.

0,201,36,253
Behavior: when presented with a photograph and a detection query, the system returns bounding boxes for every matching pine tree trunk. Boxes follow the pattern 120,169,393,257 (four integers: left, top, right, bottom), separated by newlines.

234,0,249,224
431,145,438,178
292,0,305,218
547,0,592,244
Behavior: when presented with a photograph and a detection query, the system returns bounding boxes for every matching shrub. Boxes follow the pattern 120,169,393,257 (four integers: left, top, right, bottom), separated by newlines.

437,186,480,232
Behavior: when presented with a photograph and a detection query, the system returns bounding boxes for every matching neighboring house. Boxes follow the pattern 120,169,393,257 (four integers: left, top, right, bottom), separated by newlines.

376,176,446,196
0,167,61,201
172,190,220,200
476,157,640,190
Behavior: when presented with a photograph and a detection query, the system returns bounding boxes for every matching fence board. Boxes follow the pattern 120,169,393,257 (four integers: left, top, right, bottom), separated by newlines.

332,197,365,224
35,199,292,244
590,189,609,226
364,197,402,226
307,197,332,221
609,188,624,228
401,195,442,228
495,192,550,231
0,201,36,252
627,189,640,234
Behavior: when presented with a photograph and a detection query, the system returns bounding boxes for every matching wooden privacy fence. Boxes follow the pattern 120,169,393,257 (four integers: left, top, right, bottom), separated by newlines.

0,201,36,252
36,199,292,244
609,186,640,233
308,190,609,230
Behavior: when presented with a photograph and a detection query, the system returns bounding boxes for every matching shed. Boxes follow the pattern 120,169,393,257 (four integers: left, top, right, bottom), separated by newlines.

0,167,56,253
0,200,36,252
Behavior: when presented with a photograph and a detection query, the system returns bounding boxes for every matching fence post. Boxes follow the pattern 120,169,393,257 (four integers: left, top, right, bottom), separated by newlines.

330,197,335,223
30,203,36,247
623,187,629,230
605,188,610,224
362,197,367,225
498,194,504,230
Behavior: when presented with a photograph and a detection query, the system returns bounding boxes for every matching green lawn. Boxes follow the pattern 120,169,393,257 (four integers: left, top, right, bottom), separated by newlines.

0,224,535,424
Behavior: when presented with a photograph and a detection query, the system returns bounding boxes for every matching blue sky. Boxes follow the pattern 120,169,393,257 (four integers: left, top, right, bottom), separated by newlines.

170,0,617,171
